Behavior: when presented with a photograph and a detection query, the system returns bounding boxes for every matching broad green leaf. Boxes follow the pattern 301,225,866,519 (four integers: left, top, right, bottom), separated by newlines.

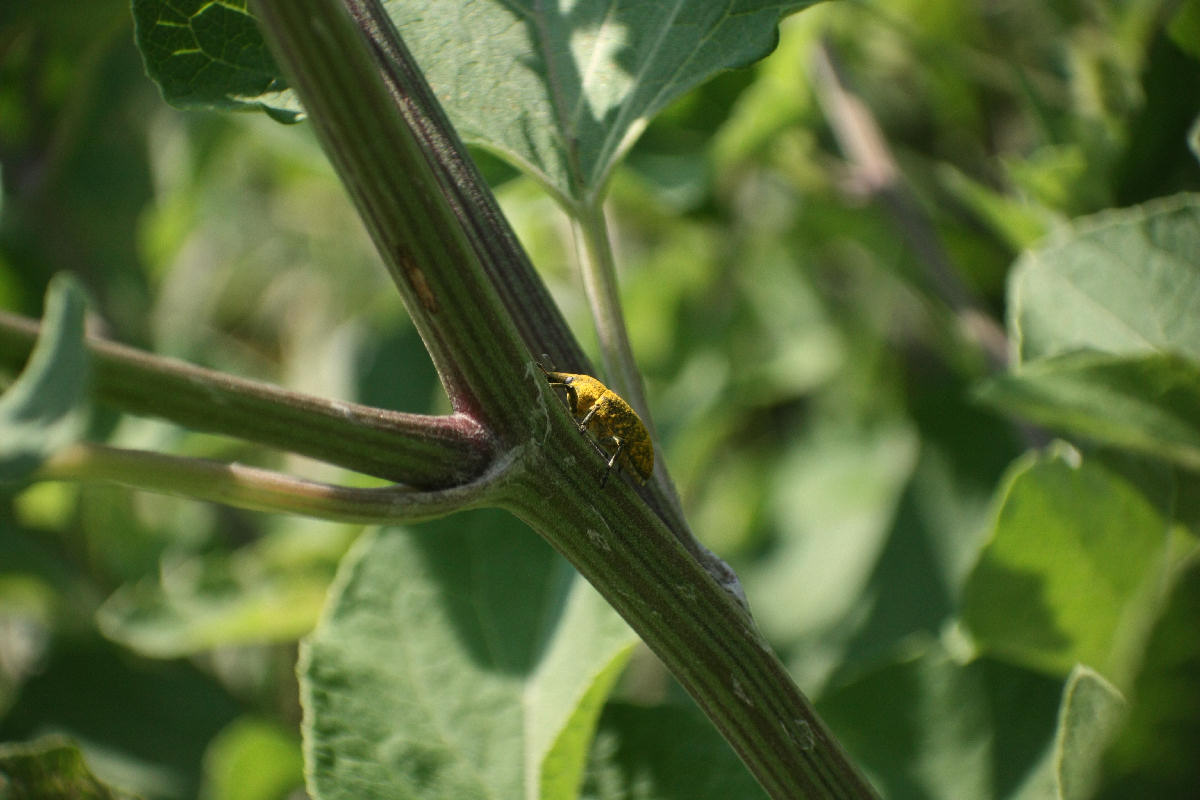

534,594,637,800
1054,666,1126,800
300,511,637,800
962,450,1173,686
200,717,304,800
385,0,819,204
744,363,1021,689
1093,554,1200,799
748,418,919,685
0,737,137,800
1010,194,1200,364
0,274,90,483
817,644,1064,800
130,0,819,204
977,351,1200,470
131,0,303,123
1003,665,1128,800
579,703,767,800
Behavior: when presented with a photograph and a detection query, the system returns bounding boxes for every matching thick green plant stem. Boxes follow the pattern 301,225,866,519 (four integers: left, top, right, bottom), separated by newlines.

342,0,589,375
254,2,534,434
0,310,488,487
249,0,880,796
338,0,721,574
500,444,878,799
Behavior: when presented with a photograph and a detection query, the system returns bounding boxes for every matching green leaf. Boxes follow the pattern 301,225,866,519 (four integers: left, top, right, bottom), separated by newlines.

1054,666,1126,800
816,645,1064,800
300,511,637,800
977,351,1200,470
1094,554,1200,798
1009,194,1200,364
200,717,304,800
535,596,638,800
962,450,1174,686
130,0,818,204
999,665,1127,800
131,0,303,123
747,418,919,684
0,737,137,800
579,703,768,800
0,274,90,483
384,0,818,204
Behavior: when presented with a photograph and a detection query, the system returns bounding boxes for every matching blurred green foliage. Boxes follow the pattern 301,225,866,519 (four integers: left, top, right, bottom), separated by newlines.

2,0,1200,798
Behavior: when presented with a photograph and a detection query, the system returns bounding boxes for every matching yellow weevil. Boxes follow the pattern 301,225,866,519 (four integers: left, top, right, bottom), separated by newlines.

537,362,654,486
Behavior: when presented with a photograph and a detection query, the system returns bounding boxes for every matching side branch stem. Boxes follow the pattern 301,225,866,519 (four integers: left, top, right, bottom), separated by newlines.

39,443,491,523
0,310,489,487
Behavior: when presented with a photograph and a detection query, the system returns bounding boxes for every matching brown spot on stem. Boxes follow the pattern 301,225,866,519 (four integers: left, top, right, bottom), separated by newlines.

400,255,439,313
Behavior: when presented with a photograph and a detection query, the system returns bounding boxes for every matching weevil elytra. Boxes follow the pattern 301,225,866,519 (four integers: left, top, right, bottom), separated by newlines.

537,363,654,486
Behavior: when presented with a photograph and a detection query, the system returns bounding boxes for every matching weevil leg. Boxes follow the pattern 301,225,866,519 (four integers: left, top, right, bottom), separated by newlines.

576,403,597,433
563,385,579,415
600,439,623,488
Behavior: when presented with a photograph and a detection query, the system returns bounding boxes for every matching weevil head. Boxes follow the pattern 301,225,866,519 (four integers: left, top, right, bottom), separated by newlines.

536,361,570,383
538,366,575,389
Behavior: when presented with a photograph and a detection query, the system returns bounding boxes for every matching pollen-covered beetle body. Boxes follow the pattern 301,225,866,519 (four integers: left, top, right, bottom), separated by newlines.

538,364,654,485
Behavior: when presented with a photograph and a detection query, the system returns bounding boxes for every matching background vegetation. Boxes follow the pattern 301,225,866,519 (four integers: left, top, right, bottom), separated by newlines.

2,0,1200,798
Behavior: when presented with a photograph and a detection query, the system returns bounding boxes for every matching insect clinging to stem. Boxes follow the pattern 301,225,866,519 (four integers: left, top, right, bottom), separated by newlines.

537,361,654,487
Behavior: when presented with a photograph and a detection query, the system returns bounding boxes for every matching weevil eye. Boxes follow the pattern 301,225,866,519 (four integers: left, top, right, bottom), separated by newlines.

562,376,574,384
